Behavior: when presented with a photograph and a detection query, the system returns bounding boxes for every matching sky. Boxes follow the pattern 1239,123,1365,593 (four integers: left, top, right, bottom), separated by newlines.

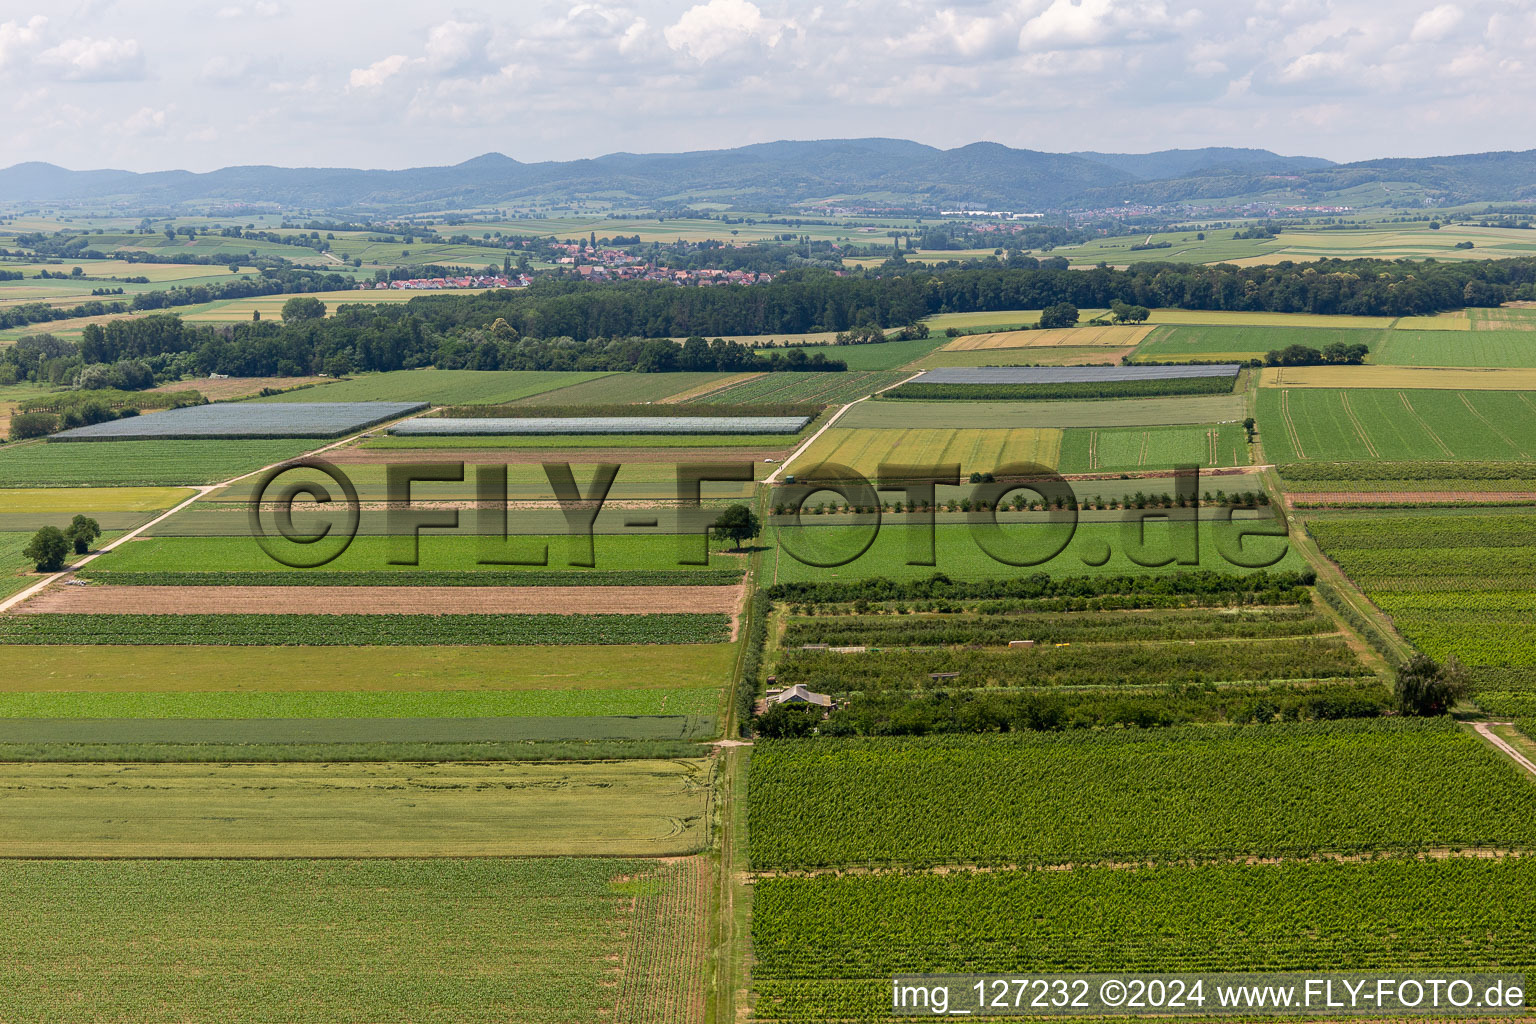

0,0,1533,172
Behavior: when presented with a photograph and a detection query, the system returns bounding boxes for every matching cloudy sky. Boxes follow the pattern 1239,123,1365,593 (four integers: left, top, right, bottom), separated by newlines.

1,0,1532,172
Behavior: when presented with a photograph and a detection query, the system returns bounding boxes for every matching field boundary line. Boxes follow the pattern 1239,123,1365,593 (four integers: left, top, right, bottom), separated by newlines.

762,371,921,485
0,422,403,615
1278,389,1307,460
1474,723,1536,778
1338,391,1380,458
1394,391,1453,457
1458,391,1529,458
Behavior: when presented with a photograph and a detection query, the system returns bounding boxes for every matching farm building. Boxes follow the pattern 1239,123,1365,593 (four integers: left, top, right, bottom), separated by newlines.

765,685,833,708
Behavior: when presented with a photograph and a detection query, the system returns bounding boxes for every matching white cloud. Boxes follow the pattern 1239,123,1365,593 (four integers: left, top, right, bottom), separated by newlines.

1018,0,1176,51
1410,4,1462,42
425,19,492,73
665,0,783,62
347,53,417,90
37,36,146,81
0,15,47,71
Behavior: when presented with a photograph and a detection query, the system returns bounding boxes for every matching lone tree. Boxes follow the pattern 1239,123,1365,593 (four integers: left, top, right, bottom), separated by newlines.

66,514,101,555
23,526,69,572
1038,302,1080,329
1394,653,1469,717
714,504,762,552
280,296,327,322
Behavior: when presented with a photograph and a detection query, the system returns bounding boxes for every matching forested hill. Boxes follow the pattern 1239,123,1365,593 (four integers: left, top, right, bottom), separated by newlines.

0,141,1339,212
8,140,1536,212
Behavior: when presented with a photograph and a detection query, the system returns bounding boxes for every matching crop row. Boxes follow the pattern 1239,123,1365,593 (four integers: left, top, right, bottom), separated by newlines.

786,680,1390,738
773,636,1369,692
764,569,1317,604
781,605,1332,649
1280,460,1536,482
751,858,1536,1020
0,613,732,646
746,719,1536,869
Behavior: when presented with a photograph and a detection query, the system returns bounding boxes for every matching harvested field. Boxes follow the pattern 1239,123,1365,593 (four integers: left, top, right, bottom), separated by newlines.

17,584,744,616
1261,366,1536,389
943,325,1154,351
153,377,329,401
917,346,1136,368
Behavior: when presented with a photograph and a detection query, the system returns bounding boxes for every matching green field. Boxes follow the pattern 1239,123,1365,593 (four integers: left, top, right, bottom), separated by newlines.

1374,329,1536,367
0,759,711,857
0,686,718,719
748,721,1533,868
1259,387,1536,465
744,336,947,371
252,369,610,405
0,438,326,486
1056,423,1251,472
694,370,912,404
1131,324,1382,362
752,857,1536,1020
1307,510,1536,683
0,640,733,693
0,857,706,1023
513,371,734,405
766,520,1300,584
839,394,1245,429
93,533,751,573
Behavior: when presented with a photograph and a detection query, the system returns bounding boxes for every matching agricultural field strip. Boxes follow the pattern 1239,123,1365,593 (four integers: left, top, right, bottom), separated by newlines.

840,394,1246,429
750,858,1536,1022
0,612,732,646
0,858,694,1024
0,421,406,614
14,584,744,617
1260,387,1536,465
0,641,736,694
745,721,1536,870
942,326,1153,351
0,760,711,857
1261,366,1536,389
915,364,1240,384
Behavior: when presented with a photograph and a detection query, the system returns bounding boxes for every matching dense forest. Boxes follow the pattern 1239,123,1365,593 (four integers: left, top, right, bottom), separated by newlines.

406,257,1536,339
6,256,1536,385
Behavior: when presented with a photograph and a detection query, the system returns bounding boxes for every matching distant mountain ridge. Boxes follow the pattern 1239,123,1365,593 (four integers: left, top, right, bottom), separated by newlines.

2,139,1534,213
